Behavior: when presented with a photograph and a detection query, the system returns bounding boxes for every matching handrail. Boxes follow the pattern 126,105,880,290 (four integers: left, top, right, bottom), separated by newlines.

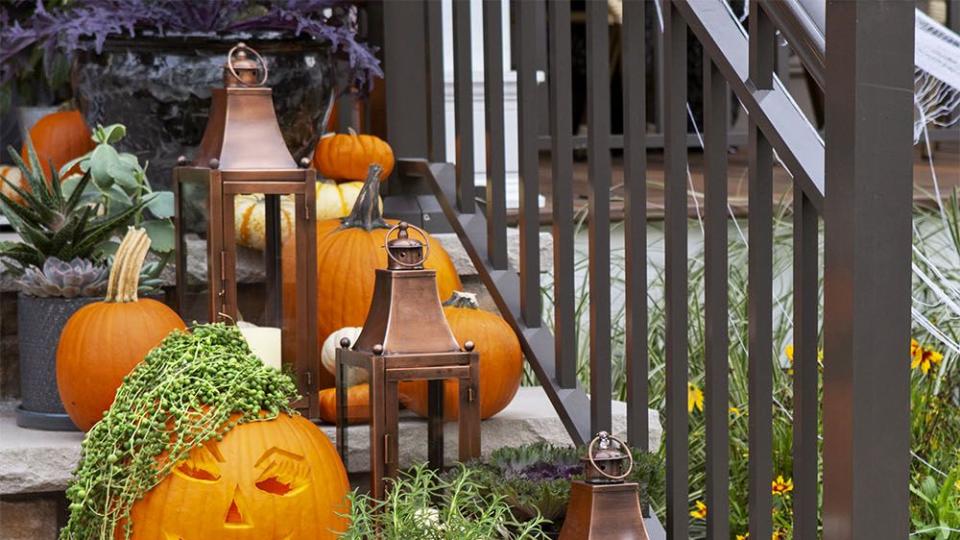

674,0,825,210
761,0,826,90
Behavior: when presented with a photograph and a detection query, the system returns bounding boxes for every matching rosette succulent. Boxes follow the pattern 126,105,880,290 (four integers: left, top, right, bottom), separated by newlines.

16,257,109,298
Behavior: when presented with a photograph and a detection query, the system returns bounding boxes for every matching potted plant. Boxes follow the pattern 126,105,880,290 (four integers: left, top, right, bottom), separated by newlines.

0,0,382,189
0,123,173,430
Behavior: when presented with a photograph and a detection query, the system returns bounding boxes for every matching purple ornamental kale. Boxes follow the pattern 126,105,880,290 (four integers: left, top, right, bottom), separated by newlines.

1,0,381,91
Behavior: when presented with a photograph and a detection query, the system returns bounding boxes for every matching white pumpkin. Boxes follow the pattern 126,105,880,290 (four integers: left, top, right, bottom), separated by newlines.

321,326,366,386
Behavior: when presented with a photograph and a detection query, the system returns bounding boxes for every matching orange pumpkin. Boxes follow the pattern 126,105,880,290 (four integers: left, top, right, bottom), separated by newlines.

312,127,394,181
318,384,371,424
20,110,94,180
403,291,522,421
281,165,461,388
127,413,349,539
57,228,186,430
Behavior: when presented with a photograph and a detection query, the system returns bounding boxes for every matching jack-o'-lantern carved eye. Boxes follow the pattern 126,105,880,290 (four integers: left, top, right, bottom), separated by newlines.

254,448,309,496
174,441,225,482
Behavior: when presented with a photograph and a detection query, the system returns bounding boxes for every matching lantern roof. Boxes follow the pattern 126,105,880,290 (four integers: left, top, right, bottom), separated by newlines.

192,43,297,171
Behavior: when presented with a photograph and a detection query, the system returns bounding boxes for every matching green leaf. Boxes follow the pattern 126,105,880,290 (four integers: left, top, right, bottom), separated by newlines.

142,219,175,253
99,124,127,144
89,144,120,190
59,153,90,179
107,158,140,190
144,191,174,218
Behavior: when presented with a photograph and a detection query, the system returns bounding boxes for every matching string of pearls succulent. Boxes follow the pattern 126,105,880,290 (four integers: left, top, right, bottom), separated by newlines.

61,323,299,540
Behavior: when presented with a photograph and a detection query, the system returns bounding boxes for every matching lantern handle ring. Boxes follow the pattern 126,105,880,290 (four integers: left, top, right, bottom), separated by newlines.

227,43,269,87
384,222,431,268
587,432,634,481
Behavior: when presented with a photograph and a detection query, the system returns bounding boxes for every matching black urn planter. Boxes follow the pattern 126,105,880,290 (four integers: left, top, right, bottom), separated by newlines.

72,33,335,190
15,294,99,431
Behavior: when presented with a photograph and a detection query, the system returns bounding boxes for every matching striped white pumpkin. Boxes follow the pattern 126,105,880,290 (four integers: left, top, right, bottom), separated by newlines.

233,179,373,249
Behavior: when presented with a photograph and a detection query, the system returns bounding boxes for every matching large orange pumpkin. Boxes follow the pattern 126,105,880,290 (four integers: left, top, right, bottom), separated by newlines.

281,165,461,388
57,228,186,430
20,110,94,180
127,413,349,539
403,291,522,421
312,127,394,181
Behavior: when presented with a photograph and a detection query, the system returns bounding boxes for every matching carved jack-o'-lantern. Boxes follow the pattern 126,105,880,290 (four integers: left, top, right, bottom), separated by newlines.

127,414,349,540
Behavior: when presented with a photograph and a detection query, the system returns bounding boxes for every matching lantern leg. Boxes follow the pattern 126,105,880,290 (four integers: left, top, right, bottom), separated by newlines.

427,379,445,470
459,358,481,461
369,357,386,500
384,380,400,479
335,353,347,469
220,191,238,321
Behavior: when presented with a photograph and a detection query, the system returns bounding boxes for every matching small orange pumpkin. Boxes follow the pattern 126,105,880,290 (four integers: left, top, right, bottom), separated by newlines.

20,110,94,180
127,413,349,539
0,164,24,204
57,228,186,430
403,291,522,421
318,384,371,424
281,165,461,388
312,127,394,181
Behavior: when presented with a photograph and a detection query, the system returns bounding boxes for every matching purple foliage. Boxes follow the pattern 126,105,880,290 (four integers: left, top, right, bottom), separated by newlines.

512,462,583,482
1,0,381,90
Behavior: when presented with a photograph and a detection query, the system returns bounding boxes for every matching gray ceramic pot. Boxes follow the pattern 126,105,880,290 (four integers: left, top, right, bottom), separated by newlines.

15,293,98,431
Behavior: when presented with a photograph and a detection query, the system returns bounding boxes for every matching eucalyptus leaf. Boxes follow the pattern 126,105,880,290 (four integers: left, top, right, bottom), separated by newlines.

107,159,140,190
89,144,119,190
99,124,127,144
142,219,175,253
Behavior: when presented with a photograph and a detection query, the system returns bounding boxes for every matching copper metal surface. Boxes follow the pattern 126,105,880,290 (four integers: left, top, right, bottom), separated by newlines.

173,43,320,417
335,227,480,500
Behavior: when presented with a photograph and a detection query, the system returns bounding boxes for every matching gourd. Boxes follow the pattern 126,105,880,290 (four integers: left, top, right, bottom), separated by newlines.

56,227,186,430
281,164,461,388
312,128,394,181
233,180,371,250
20,110,94,181
403,291,522,421
321,327,366,386
0,165,23,203
128,413,349,539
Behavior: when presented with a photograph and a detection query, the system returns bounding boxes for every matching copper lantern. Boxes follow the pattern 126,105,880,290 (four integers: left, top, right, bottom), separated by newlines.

335,222,481,499
173,43,320,416
559,431,649,539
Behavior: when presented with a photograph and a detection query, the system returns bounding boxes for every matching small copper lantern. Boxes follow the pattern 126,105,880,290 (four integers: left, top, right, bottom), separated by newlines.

173,43,320,415
559,432,649,539
335,223,481,499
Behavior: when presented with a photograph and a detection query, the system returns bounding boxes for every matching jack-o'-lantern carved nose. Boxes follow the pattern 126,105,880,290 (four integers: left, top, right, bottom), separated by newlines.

224,486,251,527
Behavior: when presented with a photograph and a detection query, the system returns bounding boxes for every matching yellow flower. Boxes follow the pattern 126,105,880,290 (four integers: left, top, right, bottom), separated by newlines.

688,383,704,413
729,406,741,416
736,534,749,540
689,500,707,520
911,340,943,375
772,529,788,540
772,475,794,496
785,344,824,374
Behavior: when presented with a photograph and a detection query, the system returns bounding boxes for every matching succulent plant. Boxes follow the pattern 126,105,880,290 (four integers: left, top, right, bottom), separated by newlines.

16,257,109,298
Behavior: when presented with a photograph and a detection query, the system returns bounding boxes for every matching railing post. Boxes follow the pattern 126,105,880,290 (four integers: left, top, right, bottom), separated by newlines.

452,0,476,214
822,2,914,539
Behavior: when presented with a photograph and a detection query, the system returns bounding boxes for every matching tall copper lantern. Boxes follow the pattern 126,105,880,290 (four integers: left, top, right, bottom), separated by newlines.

173,43,319,416
335,222,481,499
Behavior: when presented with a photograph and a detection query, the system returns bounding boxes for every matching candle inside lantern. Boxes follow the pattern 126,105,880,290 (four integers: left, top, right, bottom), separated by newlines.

237,322,282,371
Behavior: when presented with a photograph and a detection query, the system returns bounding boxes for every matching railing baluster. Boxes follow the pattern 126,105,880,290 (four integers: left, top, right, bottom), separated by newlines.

822,2,914,537
704,56,730,540
453,0,475,214
586,0,611,435
548,0,576,389
792,187,818,540
622,0,648,448
517,0,541,328
482,0,507,270
425,0,446,162
663,2,689,538
748,2,775,538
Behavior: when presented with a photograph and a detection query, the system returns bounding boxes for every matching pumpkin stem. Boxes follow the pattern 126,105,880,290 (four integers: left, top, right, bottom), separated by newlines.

339,163,388,231
105,227,151,303
443,291,480,310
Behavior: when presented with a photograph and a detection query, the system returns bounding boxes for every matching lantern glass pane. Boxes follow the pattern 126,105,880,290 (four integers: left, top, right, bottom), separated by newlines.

176,175,211,323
